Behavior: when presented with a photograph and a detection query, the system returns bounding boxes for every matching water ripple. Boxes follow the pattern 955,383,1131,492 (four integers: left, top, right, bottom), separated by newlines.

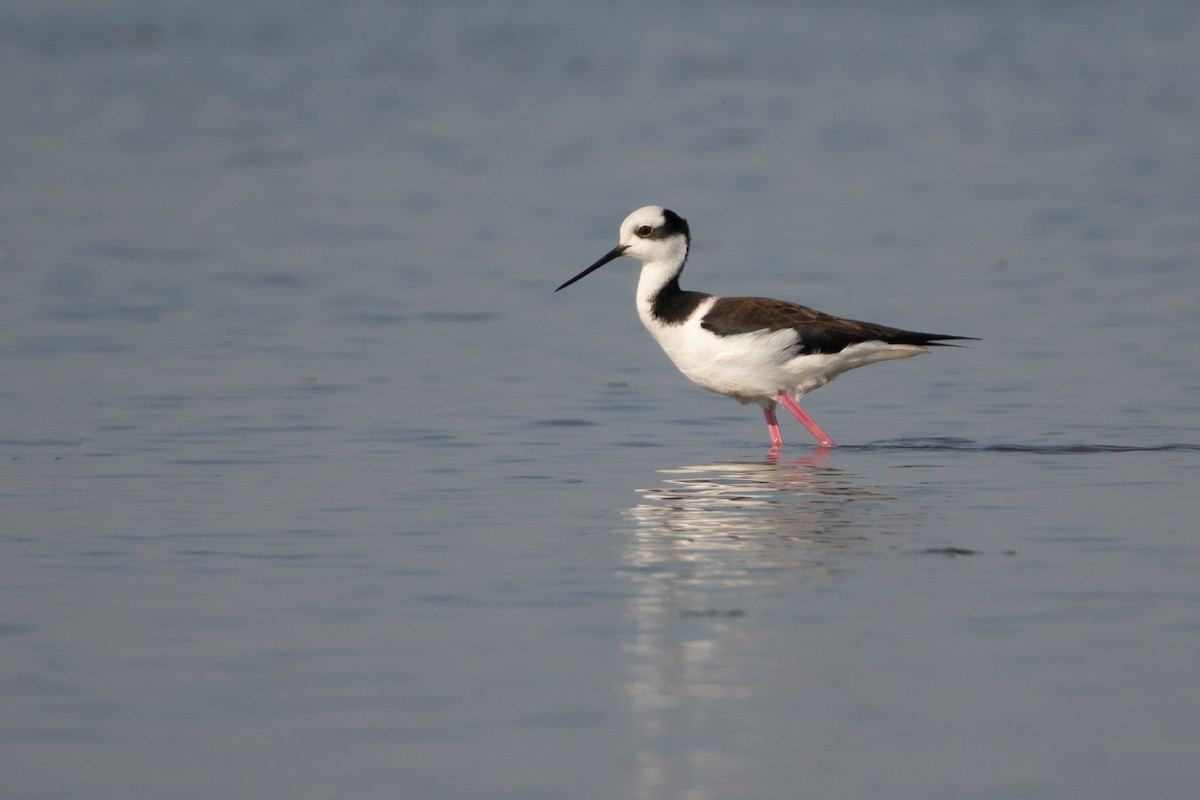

859,438,1200,454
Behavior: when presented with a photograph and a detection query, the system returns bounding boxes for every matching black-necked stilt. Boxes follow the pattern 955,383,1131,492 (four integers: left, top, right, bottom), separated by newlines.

556,206,977,449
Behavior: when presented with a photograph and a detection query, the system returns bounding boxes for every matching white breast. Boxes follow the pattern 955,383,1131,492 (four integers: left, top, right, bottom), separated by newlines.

636,292,926,406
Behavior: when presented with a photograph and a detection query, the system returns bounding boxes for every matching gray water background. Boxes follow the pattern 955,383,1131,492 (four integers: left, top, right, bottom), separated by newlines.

2,1,1199,798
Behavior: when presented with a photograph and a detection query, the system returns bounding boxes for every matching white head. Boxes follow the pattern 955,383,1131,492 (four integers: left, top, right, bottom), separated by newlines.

556,206,691,292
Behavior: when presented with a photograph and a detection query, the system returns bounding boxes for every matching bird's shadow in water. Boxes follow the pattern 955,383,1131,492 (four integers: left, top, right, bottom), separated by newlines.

617,450,942,798
622,449,929,585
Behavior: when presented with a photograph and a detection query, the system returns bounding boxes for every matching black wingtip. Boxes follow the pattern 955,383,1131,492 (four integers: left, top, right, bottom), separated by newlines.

922,335,981,348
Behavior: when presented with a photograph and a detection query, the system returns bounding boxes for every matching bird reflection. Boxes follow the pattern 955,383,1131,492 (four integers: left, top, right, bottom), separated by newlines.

619,455,916,800
625,453,889,578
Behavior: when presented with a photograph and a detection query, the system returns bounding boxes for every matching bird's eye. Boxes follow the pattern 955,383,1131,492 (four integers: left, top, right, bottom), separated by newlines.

636,225,653,237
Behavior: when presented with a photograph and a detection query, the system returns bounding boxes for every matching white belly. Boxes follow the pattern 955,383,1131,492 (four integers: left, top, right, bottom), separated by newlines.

639,297,926,406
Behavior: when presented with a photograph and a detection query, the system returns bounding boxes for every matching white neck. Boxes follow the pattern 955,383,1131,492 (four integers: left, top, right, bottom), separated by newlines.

635,258,684,323
633,233,689,315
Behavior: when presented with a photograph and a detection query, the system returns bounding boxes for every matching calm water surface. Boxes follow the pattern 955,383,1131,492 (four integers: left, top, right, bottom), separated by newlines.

3,1,1199,799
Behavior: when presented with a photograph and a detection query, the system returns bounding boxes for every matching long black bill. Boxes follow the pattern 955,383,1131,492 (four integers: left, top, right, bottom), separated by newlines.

555,244,628,292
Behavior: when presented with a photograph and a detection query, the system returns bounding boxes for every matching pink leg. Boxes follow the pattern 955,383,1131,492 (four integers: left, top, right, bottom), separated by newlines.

763,404,784,448
776,392,837,448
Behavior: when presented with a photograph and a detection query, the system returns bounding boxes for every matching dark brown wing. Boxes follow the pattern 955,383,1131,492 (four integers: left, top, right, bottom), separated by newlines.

700,296,977,355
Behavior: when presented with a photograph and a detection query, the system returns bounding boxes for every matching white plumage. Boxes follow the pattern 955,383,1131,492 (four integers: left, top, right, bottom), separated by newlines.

557,206,975,449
